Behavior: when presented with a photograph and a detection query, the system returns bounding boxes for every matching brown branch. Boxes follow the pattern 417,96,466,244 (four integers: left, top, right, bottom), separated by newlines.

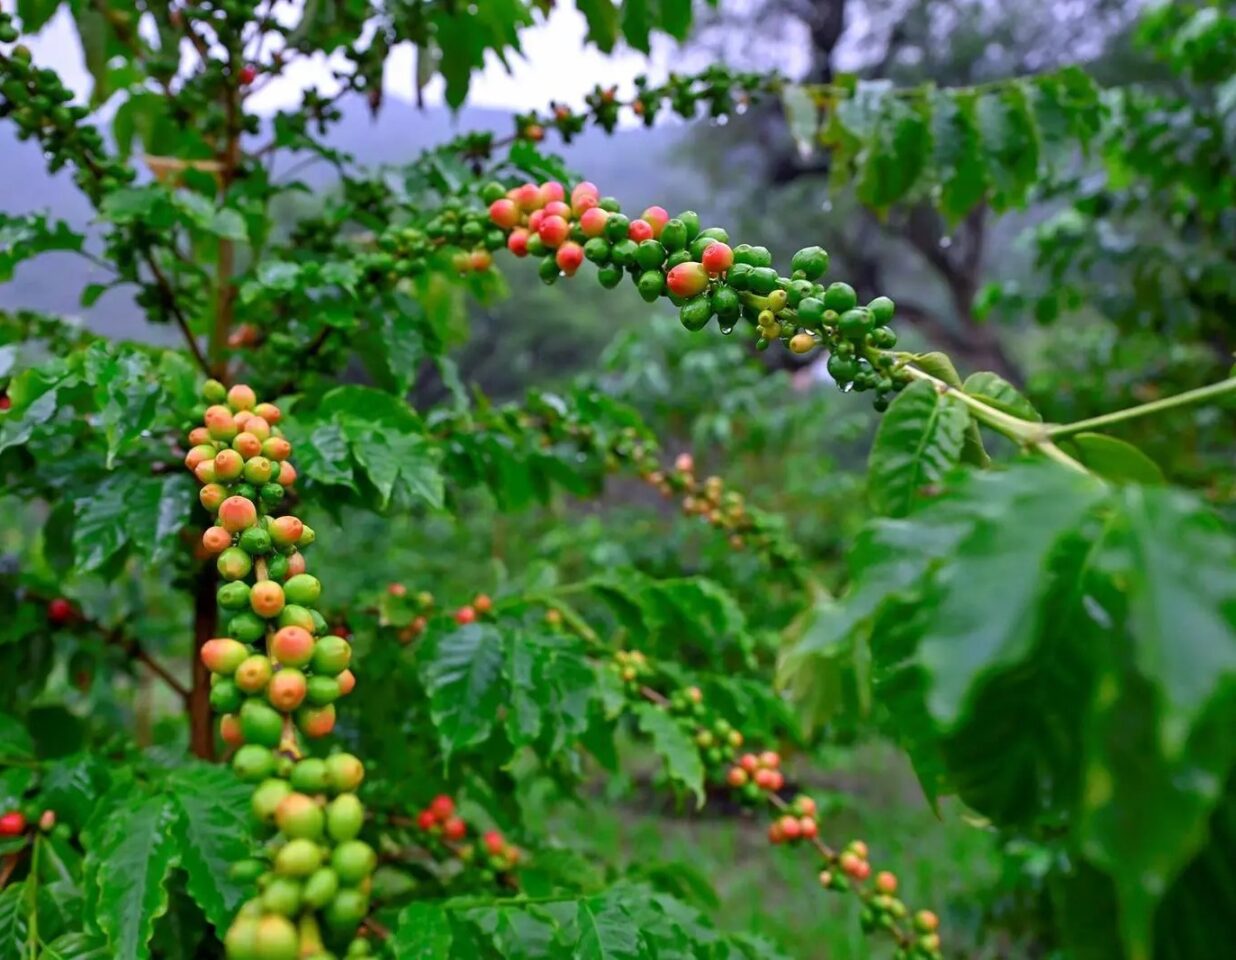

126,640,190,700
144,250,210,376
0,848,26,889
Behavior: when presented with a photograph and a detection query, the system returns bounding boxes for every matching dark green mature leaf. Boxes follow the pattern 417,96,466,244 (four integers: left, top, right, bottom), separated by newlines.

40,754,109,831
505,635,544,748
0,714,35,761
422,623,506,760
17,0,62,32
89,792,179,959
620,0,652,52
930,88,987,222
168,765,252,932
391,901,453,958
0,885,27,960
1062,433,1165,485
976,82,1041,210
857,95,932,211
867,379,970,517
575,893,641,960
72,473,130,572
73,473,191,571
962,371,1041,421
634,704,704,805
0,213,83,282
917,465,1105,724
577,0,620,52
38,932,112,959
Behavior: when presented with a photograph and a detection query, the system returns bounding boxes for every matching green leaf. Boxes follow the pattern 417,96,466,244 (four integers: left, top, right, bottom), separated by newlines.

88,792,179,959
780,85,821,156
40,754,109,831
0,714,35,762
17,0,62,32
976,82,1040,211
422,623,506,760
0,885,28,960
1061,433,1165,485
660,0,693,41
620,0,652,52
962,371,1041,421
575,893,641,960
577,0,620,52
916,465,1105,726
0,213,83,282
38,932,111,960
634,703,704,806
867,379,970,517
168,765,252,932
857,95,932,211
505,633,543,748
391,901,454,958
930,88,987,222
72,473,130,572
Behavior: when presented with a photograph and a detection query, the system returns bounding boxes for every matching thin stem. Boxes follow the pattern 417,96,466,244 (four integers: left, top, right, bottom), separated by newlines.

899,363,1041,442
1047,376,1236,439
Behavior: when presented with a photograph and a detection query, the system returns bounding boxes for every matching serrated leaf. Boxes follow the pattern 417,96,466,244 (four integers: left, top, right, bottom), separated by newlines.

89,792,179,959
634,704,704,805
0,885,28,960
976,82,1040,211
40,754,109,831
1062,433,1164,486
505,633,543,747
857,95,931,211
962,371,1041,421
72,473,130,572
422,623,506,760
930,88,987,222
917,465,1105,725
575,893,641,960
391,901,453,958
577,0,620,52
168,765,252,932
38,932,111,960
868,379,970,517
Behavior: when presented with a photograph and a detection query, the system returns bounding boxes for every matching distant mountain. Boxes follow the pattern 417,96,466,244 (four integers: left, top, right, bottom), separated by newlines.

0,94,697,344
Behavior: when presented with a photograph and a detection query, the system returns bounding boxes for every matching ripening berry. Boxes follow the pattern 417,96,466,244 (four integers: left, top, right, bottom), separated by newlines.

488,198,520,229
429,794,455,820
232,431,262,459
473,594,493,614
726,766,748,788
511,183,541,211
767,821,784,844
789,332,817,354
239,64,257,85
527,208,546,234
227,384,257,411
326,753,365,792
482,830,506,855
275,791,324,840
254,402,280,424
201,637,248,675
849,840,869,859
217,496,257,532
539,181,566,204
250,580,286,618
0,811,27,836
277,461,297,486
538,215,570,248
283,553,306,580
217,546,253,581
739,753,759,773
641,206,669,237
556,242,584,275
261,437,291,461
193,460,217,484
443,816,467,841
571,185,599,216
271,626,315,668
759,750,781,768
455,605,477,625
244,416,272,442
797,795,817,817
701,242,734,275
219,713,244,745
799,817,818,839
47,597,73,624
754,768,777,790
242,456,274,484
270,515,304,548
507,228,530,257
211,448,242,481
297,704,336,738
204,405,237,441
628,219,654,243
543,200,571,221
234,654,273,693
188,426,211,446
579,206,609,237
284,574,321,606
778,815,801,840
337,669,356,696
875,870,898,894
234,410,254,431
268,668,308,711
914,910,939,933
666,262,709,299
388,582,407,598
185,444,216,472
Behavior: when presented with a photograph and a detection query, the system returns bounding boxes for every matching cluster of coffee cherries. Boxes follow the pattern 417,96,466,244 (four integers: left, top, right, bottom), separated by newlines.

638,659,944,960
510,66,777,143
385,584,496,644
185,380,373,960
406,794,522,884
480,178,909,410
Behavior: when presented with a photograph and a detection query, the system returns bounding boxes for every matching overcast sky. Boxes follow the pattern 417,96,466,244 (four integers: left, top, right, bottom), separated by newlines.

20,4,706,117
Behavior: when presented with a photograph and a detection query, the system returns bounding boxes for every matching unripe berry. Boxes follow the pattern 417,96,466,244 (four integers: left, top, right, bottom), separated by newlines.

261,876,302,917
240,698,283,747
202,637,248,675
268,668,308,711
666,262,709,299
538,215,570,248
203,379,228,403
232,744,276,782
325,753,365,793
232,431,262,459
284,574,321,606
555,242,584,275
290,757,330,793
332,840,376,885
234,654,273,693
326,793,365,842
323,888,369,932
311,634,350,675
914,909,939,933
250,580,286,618
242,456,273,484
297,704,336,738
218,496,257,532
284,552,307,579
276,792,324,840
579,206,609,237
306,675,341,706
217,546,253,581
227,384,257,411
488,198,520,229
278,605,316,633
275,837,323,877
701,242,733,275
271,626,315,668
302,867,340,909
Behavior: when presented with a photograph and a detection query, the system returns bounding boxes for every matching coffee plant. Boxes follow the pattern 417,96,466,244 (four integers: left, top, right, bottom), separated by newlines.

1,1,1234,959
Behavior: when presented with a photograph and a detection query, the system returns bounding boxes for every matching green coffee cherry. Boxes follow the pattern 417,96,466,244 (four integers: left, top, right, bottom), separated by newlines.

325,794,365,842
824,282,858,313
284,574,321,606
218,581,251,610
791,245,829,279
240,700,283,748
232,744,276,782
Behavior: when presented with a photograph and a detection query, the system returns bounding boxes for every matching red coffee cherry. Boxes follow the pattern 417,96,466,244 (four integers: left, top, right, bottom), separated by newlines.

454,606,477,625
239,64,256,85
47,597,73,624
0,811,27,836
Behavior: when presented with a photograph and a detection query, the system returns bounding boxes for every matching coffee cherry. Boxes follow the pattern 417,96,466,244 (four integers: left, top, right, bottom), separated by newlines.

628,219,654,243
218,496,258,533
278,605,316,632
701,242,733,275
302,867,340,909
234,654,273,694
276,837,323,877
250,580,286,618
238,527,271,556
914,910,939,933
204,405,237,441
324,889,369,932
227,385,257,411
311,634,350,675
540,181,566,204
430,795,455,819
269,515,304,548
789,332,817,354
507,228,530,257
200,483,228,512
666,262,708,299
875,870,897,894
229,611,266,643
790,245,829,279
579,206,609,237
297,704,336,738
276,792,325,840
337,669,356,696
209,678,244,713
473,594,493,614
268,668,308,711
271,626,315,668
242,456,273,484
538,215,570,248
325,753,365,792
0,811,26,836
47,597,73,624
641,206,669,237
488,198,519,229
326,793,365,842
277,462,297,486
217,547,253,581
454,605,477,625
233,432,261,459
238,64,257,86
219,713,244,746
332,840,376,885
443,816,467,841
254,402,281,424
284,574,321,606
261,877,302,917
232,744,276,782
556,241,584,275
